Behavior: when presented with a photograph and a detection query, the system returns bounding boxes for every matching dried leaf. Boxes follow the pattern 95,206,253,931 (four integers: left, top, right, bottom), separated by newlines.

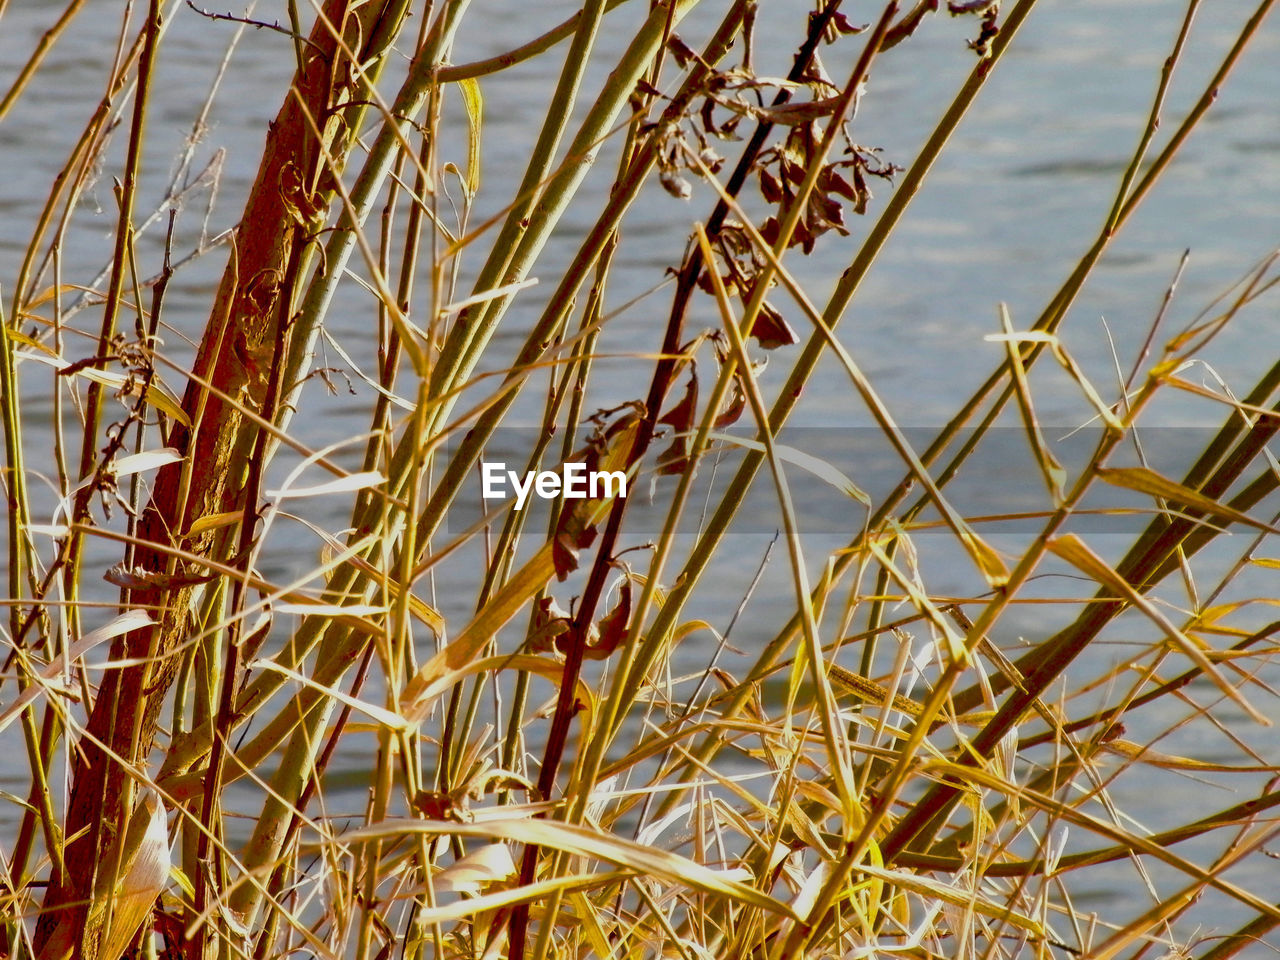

697,270,739,298
751,301,799,349
44,790,172,960
707,432,869,505
667,34,696,67
529,596,572,654
266,470,385,499
949,0,999,14
759,167,784,204
808,191,848,236
882,0,939,50
4,325,59,357
100,791,170,960
634,78,662,98
1097,466,1278,534
759,216,781,247
0,610,154,735
249,658,409,732
274,602,389,618
457,77,483,196
659,168,692,200
699,95,719,136
434,843,516,894
830,11,869,35
794,220,818,254
23,523,69,538
732,96,842,126
588,576,632,660
104,563,219,590
553,499,598,580
960,528,1010,589
780,155,807,185
821,167,859,202
108,447,184,477
141,381,192,428
850,163,870,215
1103,738,1280,773
655,433,690,475
25,282,89,310
183,510,245,538
713,380,747,428
656,370,697,473
658,369,699,430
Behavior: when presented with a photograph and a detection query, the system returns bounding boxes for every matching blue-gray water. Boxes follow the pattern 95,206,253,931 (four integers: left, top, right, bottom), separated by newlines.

2,0,1279,952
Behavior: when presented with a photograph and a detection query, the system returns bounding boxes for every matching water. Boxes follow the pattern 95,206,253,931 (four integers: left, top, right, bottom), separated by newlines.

2,0,1279,951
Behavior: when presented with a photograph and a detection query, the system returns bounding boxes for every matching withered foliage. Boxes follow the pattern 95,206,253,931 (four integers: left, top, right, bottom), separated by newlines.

6,1,1277,959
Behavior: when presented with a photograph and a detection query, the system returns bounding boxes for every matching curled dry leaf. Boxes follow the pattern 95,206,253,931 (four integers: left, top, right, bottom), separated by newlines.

658,368,699,430
659,167,693,200
432,843,517,895
759,166,784,203
822,10,870,40
531,595,601,657
588,574,633,661
882,0,941,50
553,494,599,581
750,301,799,350
43,790,170,960
656,434,690,476
104,562,221,590
529,596,573,654
657,369,699,474
714,379,747,428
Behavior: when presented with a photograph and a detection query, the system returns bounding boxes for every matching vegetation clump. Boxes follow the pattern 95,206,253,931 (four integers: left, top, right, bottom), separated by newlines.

1,1,1278,958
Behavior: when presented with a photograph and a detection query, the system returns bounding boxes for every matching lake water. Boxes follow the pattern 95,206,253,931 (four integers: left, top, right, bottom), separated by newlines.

2,0,1279,952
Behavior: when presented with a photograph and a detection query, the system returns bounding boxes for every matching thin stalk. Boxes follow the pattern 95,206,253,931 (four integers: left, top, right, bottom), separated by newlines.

409,0,748,550
226,0,470,924
276,0,472,430
66,0,164,562
429,0,612,402
515,6,861,952
426,0,702,418
441,0,620,801
232,6,708,915
36,1,417,951
599,2,896,758
435,0,631,82
638,0,1038,826
703,222,858,825
0,0,89,123
0,295,34,644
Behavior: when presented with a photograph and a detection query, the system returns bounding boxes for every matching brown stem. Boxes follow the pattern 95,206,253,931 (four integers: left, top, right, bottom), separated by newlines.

508,3,847,954
34,3,410,955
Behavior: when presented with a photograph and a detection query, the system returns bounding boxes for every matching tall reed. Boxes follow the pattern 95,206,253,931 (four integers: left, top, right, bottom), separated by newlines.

2,1,1278,958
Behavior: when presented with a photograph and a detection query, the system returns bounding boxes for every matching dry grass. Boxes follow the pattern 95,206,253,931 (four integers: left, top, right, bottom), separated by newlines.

2,1,1280,958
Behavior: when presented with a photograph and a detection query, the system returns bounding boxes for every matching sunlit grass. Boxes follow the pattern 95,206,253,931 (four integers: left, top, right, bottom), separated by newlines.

2,1,1279,958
